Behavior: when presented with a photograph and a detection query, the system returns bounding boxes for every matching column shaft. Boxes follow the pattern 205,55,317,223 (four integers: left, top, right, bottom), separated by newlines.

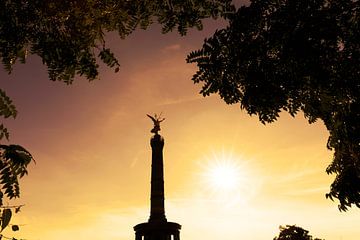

149,134,166,222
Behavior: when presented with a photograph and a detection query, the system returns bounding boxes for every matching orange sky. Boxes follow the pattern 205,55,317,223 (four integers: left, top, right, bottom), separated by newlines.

1,16,360,240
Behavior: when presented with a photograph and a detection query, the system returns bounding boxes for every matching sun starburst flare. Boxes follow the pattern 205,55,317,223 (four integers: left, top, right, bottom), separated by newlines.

206,160,241,191
196,150,260,206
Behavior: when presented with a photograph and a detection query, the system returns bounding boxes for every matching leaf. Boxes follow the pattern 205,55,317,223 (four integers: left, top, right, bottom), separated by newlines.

14,207,21,213
2,144,34,165
1,209,12,231
0,124,10,140
0,89,17,119
98,48,120,69
11,225,19,231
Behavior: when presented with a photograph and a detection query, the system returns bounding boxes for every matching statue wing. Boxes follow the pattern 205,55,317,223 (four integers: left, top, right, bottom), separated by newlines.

147,114,157,123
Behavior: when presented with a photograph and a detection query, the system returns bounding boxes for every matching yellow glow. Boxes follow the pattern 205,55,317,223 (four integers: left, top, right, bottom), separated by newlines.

196,150,259,207
206,158,241,191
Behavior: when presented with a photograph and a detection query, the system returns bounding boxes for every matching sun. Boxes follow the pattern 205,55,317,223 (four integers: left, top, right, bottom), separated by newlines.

196,150,260,206
206,160,241,191
200,150,247,194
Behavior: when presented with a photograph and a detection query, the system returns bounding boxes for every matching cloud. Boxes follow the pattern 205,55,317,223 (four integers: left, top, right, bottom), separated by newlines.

284,186,329,196
161,44,181,53
157,95,204,106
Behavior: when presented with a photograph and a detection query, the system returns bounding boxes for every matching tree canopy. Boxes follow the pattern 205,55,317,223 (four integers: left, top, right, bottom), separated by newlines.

0,0,232,82
187,0,360,211
273,225,323,240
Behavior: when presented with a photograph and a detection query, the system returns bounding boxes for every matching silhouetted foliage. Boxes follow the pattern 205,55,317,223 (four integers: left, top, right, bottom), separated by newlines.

0,141,33,235
187,0,360,211
0,89,31,237
0,88,34,201
0,88,33,234
0,145,34,200
0,0,233,83
273,225,324,240
0,89,16,142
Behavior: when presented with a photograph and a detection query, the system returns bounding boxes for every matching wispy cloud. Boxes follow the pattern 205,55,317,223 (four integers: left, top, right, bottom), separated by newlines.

157,95,205,106
271,168,320,184
161,44,181,53
284,186,329,196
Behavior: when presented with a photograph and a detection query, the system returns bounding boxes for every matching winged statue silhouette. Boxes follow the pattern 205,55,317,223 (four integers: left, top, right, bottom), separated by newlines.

147,113,165,134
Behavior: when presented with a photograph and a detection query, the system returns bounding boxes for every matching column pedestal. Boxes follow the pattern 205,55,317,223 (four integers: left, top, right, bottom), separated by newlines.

134,221,181,240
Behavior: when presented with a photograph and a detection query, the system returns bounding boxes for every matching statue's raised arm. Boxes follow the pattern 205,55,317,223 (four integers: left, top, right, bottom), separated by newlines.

147,113,165,135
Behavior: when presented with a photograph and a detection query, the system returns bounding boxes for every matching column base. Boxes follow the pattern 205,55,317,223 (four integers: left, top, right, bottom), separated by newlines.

134,221,181,240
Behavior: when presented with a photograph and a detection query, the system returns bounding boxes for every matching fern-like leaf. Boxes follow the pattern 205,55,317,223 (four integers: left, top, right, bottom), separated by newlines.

0,145,34,200
98,48,120,71
0,89,17,119
0,125,10,141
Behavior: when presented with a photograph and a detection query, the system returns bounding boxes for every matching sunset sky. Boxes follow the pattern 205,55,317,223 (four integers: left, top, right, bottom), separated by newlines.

1,4,360,240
